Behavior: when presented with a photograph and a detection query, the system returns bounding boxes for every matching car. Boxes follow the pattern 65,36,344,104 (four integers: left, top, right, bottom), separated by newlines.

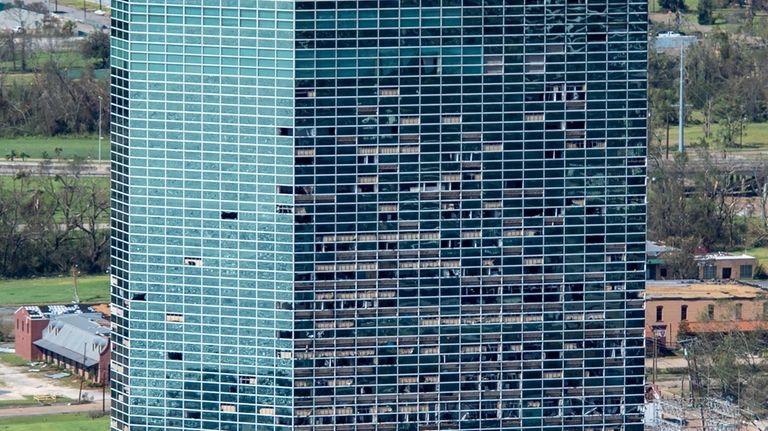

94,10,106,15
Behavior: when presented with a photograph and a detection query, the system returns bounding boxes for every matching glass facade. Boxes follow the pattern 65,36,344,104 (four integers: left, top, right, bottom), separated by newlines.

111,0,646,429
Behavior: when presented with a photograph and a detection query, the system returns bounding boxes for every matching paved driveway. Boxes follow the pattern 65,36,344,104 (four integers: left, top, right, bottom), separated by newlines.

0,360,103,402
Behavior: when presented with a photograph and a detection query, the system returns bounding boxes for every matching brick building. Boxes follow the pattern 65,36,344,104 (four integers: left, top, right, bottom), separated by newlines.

14,304,94,361
696,253,757,280
34,313,111,384
645,281,768,348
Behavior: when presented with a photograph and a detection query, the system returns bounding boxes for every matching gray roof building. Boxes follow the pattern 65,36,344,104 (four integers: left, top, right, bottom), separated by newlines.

34,313,110,367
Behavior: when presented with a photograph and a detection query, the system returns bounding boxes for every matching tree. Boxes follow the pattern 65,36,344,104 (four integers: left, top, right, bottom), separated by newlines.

60,20,76,37
699,0,714,24
80,31,110,69
648,148,746,251
659,0,687,12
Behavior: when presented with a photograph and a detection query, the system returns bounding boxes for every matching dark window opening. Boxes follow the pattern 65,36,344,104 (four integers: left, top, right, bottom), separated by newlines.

131,293,146,301
587,33,607,42
707,304,715,320
221,212,238,220
655,306,663,322
740,264,753,278
168,352,183,361
722,267,732,279
277,127,292,136
680,304,687,321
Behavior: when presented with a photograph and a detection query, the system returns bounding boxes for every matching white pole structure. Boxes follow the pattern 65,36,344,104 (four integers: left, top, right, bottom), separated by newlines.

678,40,685,153
98,95,103,163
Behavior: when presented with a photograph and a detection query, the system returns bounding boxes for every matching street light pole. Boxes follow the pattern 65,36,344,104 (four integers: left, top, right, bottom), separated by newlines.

98,95,103,163
678,41,685,153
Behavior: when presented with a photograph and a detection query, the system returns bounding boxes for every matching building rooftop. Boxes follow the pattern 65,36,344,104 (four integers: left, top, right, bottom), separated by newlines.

695,253,756,262
686,320,768,334
646,240,675,258
33,314,110,367
646,281,766,300
20,304,95,320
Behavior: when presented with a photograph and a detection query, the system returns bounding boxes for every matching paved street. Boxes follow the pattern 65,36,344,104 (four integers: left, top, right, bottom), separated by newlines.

20,0,109,34
0,160,108,176
0,361,104,404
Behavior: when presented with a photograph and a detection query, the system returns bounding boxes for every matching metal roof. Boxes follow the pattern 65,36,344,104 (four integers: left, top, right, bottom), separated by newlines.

33,314,110,367
21,304,95,320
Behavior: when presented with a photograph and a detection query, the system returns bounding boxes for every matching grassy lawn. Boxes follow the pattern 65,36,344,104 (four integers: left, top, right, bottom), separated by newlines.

0,353,29,367
0,395,75,408
0,275,109,306
0,51,99,74
654,122,768,153
0,136,107,161
56,0,111,13
0,413,109,431
741,246,768,265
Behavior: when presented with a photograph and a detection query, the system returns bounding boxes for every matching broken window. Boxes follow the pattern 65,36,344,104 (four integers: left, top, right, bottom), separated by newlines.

421,56,440,74
184,257,202,267
166,313,184,322
221,211,238,220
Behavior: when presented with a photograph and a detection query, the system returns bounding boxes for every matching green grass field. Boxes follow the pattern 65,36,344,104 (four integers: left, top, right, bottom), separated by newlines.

0,275,109,306
0,51,99,74
0,353,28,367
56,0,111,13
0,413,108,431
655,122,768,153
741,246,768,265
0,395,75,408
0,136,107,160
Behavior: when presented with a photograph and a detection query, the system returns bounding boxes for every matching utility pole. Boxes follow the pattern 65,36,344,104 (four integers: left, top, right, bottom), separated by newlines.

102,368,106,412
678,41,685,153
71,265,80,303
98,95,103,163
652,335,658,384
83,0,86,20
78,342,86,403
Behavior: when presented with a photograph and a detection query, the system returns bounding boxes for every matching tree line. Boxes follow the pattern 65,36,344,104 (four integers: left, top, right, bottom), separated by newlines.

648,146,768,277
0,161,109,277
649,31,768,151
0,0,109,137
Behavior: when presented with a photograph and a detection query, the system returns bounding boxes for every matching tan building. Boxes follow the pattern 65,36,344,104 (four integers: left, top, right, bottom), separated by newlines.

696,253,757,280
645,281,768,347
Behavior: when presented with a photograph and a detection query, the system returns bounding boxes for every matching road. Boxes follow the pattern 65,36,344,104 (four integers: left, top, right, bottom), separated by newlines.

20,0,110,34
0,160,108,177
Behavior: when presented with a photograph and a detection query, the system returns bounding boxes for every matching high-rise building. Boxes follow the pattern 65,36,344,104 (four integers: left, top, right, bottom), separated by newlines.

110,0,647,429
